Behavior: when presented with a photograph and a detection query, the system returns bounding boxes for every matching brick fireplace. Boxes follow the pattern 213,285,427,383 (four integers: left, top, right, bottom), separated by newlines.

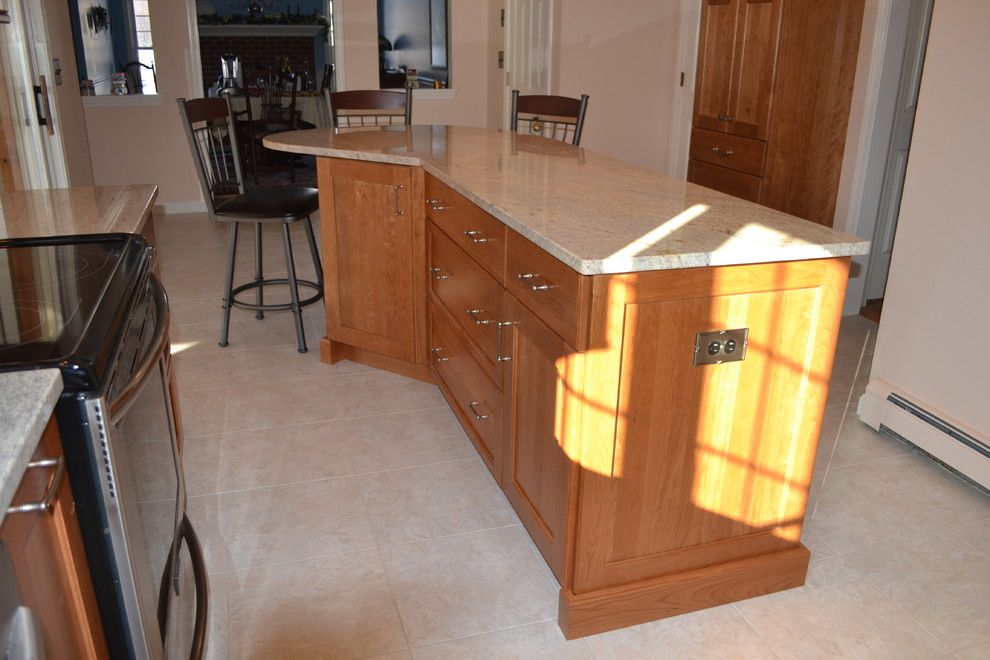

198,25,325,91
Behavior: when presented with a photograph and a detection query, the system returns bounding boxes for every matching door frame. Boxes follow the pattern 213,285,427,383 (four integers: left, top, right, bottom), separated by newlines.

667,0,701,178
502,0,558,130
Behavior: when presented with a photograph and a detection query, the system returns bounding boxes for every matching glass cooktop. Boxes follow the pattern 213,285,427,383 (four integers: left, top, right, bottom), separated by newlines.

0,234,150,390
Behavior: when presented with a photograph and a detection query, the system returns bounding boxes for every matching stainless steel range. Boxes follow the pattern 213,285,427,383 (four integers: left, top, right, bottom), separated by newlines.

0,234,207,659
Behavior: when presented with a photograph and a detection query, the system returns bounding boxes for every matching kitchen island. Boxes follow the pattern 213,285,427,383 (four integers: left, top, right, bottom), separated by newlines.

265,125,869,638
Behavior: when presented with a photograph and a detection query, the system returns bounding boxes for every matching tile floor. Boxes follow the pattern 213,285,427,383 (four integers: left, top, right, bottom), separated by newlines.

156,213,990,659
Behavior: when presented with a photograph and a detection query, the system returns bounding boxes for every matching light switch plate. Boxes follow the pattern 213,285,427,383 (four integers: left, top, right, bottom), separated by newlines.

694,328,749,366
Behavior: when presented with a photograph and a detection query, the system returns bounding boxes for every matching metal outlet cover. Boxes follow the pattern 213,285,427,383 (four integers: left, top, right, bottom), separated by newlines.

693,328,749,366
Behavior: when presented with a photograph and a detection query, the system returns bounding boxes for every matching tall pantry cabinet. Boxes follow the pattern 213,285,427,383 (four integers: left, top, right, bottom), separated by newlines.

687,0,865,227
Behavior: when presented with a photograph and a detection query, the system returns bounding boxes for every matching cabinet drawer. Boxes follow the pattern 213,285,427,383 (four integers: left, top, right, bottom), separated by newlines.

688,159,763,203
429,301,503,476
689,128,767,176
426,175,506,282
429,224,505,380
505,230,589,349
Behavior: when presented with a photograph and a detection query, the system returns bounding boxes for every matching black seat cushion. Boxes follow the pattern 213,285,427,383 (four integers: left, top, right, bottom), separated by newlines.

215,186,319,221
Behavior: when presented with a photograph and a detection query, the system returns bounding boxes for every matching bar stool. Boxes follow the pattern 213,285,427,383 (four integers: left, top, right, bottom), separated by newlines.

177,96,323,353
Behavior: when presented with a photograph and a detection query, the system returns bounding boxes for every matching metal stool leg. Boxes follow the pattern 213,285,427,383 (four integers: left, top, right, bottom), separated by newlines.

219,223,240,347
281,223,307,353
254,222,265,319
303,215,323,292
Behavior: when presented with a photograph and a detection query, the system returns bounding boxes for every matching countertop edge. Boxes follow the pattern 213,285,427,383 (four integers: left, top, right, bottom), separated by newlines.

265,139,872,274
0,369,63,514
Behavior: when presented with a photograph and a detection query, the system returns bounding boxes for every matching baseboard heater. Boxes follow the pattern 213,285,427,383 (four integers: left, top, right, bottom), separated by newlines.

859,379,990,489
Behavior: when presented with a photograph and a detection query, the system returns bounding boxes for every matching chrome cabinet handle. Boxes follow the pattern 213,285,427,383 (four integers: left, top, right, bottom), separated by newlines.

711,147,735,158
426,199,449,212
496,320,513,362
466,309,494,325
7,456,65,515
431,266,450,280
466,401,490,420
517,273,555,291
431,347,449,363
464,229,490,244
716,113,735,122
393,184,405,216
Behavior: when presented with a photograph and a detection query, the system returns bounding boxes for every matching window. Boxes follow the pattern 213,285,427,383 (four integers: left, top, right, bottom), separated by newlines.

132,0,156,94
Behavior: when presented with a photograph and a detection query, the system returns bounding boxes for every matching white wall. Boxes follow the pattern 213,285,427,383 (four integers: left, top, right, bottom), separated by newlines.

863,0,990,439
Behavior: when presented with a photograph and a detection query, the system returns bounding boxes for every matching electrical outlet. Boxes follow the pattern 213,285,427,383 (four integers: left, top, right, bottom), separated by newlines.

694,328,748,366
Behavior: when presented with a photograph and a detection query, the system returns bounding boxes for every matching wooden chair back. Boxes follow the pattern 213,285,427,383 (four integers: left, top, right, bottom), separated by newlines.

259,71,299,126
325,89,412,128
510,90,589,145
176,97,245,218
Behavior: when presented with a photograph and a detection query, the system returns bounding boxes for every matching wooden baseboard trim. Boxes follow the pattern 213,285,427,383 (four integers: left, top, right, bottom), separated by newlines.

558,545,810,639
318,337,433,383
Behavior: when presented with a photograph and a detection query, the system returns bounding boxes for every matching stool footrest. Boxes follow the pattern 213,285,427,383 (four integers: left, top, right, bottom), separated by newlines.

228,278,323,312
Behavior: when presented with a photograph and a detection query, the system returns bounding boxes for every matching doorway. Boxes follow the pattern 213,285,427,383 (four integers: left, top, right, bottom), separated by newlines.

860,0,933,322
502,0,556,129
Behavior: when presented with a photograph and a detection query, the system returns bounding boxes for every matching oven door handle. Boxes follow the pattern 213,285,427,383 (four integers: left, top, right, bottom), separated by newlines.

157,514,209,660
110,274,170,423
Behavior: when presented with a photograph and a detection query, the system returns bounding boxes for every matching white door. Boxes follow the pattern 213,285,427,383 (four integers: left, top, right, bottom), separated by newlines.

0,0,68,192
503,0,555,129
864,0,933,301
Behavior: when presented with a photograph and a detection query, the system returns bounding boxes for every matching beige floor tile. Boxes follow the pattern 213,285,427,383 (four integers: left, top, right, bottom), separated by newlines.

411,621,594,659
584,604,775,660
382,526,558,647
360,458,517,545
177,385,227,437
951,518,990,556
205,572,228,660
868,453,990,528
806,461,941,555
222,371,445,433
844,533,990,657
338,408,476,474
734,557,950,658
226,551,408,659
187,476,377,573
815,405,912,470
183,422,355,495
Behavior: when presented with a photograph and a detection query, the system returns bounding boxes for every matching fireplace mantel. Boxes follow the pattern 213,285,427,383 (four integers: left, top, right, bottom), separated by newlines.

197,24,324,38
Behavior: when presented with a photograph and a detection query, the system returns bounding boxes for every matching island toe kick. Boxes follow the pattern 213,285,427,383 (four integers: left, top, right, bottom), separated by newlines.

310,153,854,638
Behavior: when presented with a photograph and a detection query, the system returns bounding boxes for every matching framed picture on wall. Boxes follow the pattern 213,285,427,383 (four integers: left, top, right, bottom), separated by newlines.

430,0,448,70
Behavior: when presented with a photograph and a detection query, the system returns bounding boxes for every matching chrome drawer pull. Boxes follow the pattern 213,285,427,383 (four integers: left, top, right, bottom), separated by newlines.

496,320,513,362
466,401,490,421
711,147,735,158
431,267,450,280
431,347,449,363
516,273,555,291
466,309,494,325
7,456,65,515
393,184,405,216
426,199,449,211
463,230,490,244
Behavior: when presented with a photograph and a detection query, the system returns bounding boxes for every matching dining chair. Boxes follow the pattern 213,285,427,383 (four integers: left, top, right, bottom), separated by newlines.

324,88,412,128
510,90,590,146
176,96,323,353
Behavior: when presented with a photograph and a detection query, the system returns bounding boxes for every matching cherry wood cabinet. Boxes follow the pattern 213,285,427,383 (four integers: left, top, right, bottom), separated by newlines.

1,416,108,659
689,0,865,226
317,158,430,379
319,167,851,639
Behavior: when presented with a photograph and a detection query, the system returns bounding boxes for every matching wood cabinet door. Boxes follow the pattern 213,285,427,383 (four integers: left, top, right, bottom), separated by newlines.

319,158,422,362
693,0,740,133
725,0,783,139
501,294,581,582
0,418,108,659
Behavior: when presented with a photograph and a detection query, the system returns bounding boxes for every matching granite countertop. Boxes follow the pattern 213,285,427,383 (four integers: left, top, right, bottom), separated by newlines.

265,125,870,275
0,369,63,513
0,185,158,240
